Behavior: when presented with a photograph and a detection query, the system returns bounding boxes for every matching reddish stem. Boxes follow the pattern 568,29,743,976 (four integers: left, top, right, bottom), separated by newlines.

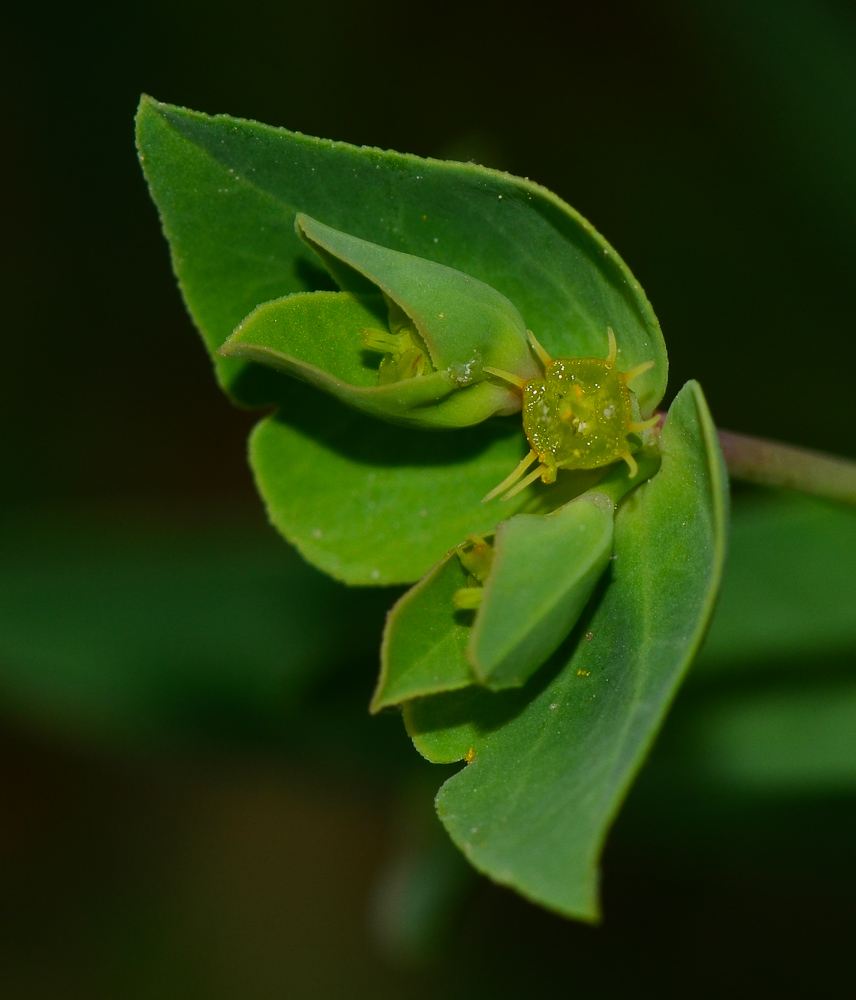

717,428,856,504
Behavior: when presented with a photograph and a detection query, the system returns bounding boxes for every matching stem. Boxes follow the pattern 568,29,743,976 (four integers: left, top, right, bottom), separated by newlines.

717,428,856,504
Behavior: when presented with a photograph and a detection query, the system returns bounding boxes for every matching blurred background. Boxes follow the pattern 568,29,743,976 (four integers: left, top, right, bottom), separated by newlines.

2,0,856,995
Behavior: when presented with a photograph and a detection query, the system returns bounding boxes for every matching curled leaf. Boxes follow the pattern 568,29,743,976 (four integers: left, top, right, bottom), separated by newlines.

297,214,540,394
222,291,466,426
221,215,541,428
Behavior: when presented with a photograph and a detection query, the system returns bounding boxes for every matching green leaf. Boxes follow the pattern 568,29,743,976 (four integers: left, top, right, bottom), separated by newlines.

469,495,614,691
249,392,541,585
374,456,662,708
224,290,386,389
136,97,668,583
371,549,475,712
370,495,615,709
403,381,728,920
295,214,535,378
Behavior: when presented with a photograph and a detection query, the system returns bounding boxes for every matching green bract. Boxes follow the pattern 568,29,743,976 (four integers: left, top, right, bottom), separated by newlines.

136,96,728,921
405,381,728,919
135,96,667,585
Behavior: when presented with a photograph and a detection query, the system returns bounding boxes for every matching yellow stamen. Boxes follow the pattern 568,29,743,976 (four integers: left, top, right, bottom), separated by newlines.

628,415,660,433
483,366,527,389
482,449,538,503
621,451,638,477
360,327,400,352
502,463,548,500
527,329,553,368
623,360,655,383
605,326,618,365
453,587,484,610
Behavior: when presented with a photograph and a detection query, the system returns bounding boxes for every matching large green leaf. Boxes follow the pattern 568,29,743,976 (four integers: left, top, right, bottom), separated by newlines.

404,381,728,919
136,97,667,584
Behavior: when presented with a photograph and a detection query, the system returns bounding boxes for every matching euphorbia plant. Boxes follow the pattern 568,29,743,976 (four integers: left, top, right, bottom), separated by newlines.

136,96,856,920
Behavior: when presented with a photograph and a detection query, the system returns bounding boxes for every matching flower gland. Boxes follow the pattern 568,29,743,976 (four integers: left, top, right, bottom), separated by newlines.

360,327,428,383
360,299,436,385
452,534,495,610
483,328,658,502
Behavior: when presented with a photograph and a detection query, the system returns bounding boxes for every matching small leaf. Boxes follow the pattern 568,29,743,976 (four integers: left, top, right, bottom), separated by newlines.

471,456,661,689
370,488,615,708
404,380,728,920
469,492,615,690
224,290,385,388
371,551,475,712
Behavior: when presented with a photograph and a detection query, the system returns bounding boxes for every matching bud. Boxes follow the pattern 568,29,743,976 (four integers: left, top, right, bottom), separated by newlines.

220,215,539,428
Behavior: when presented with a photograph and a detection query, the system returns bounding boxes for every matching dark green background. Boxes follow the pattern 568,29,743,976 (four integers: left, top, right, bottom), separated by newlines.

2,1,855,996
